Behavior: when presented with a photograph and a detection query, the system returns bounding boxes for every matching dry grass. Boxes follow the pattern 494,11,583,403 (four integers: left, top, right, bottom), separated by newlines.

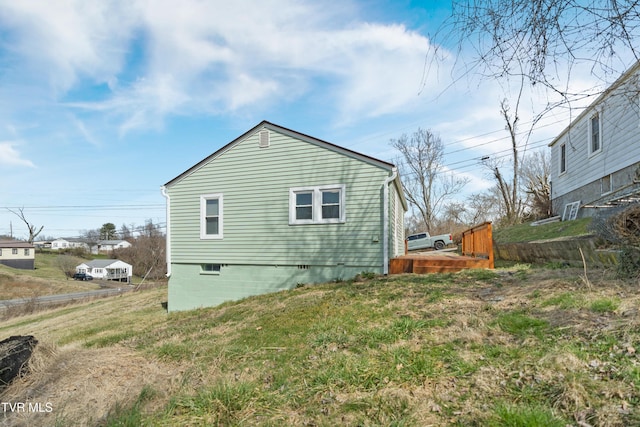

0,273,99,301
0,266,638,426
1,343,177,426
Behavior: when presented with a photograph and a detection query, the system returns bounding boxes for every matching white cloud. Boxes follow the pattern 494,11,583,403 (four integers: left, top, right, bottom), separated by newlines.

0,142,35,167
0,0,439,131
0,0,137,93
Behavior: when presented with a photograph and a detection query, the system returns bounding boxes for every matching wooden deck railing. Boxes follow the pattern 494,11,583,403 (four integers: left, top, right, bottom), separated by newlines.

461,221,494,269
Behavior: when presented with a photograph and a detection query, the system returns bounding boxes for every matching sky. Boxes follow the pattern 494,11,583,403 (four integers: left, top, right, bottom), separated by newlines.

0,0,629,240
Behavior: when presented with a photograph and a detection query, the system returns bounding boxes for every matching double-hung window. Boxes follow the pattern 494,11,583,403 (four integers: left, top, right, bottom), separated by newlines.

589,112,602,155
289,184,345,225
200,194,223,239
559,143,567,174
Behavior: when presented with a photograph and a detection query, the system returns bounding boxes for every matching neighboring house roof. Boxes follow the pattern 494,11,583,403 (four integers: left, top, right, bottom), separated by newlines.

0,240,34,248
549,59,640,147
53,237,88,243
81,259,131,268
99,240,130,246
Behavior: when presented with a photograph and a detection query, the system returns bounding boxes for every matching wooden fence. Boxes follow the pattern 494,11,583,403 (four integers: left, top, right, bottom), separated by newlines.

461,221,494,269
390,222,494,274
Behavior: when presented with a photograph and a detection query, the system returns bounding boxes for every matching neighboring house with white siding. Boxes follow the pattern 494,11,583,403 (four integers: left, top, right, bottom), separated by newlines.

96,240,132,253
75,259,132,282
0,240,35,270
50,238,90,251
549,60,640,220
162,121,407,312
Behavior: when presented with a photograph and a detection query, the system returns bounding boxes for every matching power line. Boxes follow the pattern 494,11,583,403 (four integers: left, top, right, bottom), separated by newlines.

1,204,164,211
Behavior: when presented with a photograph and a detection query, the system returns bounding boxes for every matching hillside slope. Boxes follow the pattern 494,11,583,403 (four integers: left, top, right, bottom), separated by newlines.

0,267,638,426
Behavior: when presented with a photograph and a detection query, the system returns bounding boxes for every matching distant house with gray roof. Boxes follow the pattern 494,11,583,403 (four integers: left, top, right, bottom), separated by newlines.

51,238,90,251
96,240,132,253
0,240,35,270
75,259,132,282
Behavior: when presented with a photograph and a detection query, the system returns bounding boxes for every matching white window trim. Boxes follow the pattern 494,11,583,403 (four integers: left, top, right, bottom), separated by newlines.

289,184,346,225
588,111,602,156
200,193,223,239
200,263,222,275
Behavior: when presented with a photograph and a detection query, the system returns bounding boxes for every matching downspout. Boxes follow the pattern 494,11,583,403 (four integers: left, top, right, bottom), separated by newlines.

382,167,398,275
160,186,171,278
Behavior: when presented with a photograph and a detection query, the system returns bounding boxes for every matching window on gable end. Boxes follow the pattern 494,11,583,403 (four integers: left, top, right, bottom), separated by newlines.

200,194,223,239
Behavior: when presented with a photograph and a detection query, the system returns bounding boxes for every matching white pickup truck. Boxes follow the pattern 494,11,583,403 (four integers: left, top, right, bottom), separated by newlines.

407,232,453,251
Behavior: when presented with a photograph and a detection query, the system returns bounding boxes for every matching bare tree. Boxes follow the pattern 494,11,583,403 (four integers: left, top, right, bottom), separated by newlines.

464,191,502,225
522,150,552,219
114,219,166,280
119,223,132,240
480,99,528,225
392,128,470,233
55,254,84,279
7,208,43,243
435,0,640,99
82,229,101,254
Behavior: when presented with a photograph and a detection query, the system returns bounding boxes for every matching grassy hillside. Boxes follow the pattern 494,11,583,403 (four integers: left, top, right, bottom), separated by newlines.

493,218,592,243
1,266,638,426
0,252,100,300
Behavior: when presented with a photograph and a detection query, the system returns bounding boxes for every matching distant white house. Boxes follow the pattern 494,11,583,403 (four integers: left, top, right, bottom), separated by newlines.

96,240,132,253
75,259,133,282
51,238,90,251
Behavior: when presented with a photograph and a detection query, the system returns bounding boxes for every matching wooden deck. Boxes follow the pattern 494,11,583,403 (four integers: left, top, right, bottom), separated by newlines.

390,251,492,274
390,222,494,274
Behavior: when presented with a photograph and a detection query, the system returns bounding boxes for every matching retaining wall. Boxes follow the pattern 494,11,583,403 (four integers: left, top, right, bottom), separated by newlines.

494,235,621,268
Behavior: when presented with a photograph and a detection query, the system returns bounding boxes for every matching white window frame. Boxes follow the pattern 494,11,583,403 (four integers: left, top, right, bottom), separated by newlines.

588,112,602,156
200,193,224,239
559,143,567,175
289,184,346,225
200,263,221,275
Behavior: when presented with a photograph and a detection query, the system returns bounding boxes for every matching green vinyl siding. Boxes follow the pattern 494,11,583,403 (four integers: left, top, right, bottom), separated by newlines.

167,130,389,266
165,124,404,310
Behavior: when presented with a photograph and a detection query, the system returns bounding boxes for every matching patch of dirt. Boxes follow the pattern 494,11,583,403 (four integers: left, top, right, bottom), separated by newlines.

0,342,179,426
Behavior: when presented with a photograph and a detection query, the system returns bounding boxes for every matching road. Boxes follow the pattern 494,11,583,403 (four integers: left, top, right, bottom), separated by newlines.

0,287,132,311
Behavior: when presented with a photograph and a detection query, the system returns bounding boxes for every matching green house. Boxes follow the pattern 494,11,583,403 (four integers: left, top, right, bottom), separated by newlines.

162,121,407,311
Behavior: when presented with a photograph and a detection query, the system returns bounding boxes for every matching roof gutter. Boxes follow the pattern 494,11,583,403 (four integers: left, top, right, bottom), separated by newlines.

382,167,398,275
160,186,171,278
